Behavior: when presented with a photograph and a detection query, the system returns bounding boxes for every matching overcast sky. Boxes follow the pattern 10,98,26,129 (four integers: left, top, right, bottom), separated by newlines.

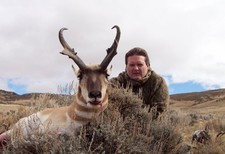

0,0,225,95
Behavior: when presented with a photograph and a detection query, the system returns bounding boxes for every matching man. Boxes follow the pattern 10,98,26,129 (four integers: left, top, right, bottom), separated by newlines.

110,47,169,117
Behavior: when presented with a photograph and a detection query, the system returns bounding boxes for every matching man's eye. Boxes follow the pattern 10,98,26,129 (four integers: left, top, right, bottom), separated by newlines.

138,64,143,67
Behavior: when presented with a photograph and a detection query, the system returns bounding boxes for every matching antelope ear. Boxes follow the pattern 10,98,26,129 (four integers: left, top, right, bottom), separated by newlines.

72,65,80,77
106,65,112,76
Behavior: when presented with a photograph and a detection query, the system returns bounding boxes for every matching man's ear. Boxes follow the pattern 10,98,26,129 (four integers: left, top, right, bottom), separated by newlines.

125,65,127,71
148,65,152,71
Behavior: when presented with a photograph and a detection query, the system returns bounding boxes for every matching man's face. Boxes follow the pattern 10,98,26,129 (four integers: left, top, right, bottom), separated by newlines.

126,55,150,80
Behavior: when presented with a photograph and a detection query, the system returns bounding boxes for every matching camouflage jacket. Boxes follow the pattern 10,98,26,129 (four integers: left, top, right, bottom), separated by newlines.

110,71,169,113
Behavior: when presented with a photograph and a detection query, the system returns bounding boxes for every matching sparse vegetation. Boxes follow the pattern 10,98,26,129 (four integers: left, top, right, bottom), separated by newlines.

1,87,225,153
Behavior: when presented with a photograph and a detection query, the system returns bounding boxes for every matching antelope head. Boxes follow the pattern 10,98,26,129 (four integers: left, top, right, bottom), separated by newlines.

59,26,120,106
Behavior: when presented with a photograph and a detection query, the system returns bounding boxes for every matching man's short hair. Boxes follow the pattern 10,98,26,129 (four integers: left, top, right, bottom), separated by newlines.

125,47,150,66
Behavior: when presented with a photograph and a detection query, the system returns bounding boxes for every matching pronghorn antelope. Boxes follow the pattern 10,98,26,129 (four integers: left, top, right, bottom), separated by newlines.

191,125,211,144
0,25,120,147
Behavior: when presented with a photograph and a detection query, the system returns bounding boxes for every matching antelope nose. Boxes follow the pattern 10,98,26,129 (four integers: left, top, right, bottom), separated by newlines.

89,91,102,99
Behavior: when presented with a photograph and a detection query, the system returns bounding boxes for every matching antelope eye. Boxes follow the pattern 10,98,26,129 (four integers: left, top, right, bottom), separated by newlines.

105,73,110,79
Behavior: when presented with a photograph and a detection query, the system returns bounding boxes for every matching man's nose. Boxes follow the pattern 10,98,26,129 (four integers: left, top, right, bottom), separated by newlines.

133,65,139,70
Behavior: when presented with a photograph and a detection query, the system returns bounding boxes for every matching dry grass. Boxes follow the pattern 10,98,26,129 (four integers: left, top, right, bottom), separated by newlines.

1,87,225,153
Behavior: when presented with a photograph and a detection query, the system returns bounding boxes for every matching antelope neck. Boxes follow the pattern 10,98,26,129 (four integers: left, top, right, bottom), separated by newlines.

67,93,108,122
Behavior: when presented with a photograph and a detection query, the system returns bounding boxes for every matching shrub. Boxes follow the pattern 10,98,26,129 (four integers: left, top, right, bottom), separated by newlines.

2,86,188,153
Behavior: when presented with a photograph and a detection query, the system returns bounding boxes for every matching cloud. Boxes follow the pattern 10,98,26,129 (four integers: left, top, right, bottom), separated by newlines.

0,0,225,94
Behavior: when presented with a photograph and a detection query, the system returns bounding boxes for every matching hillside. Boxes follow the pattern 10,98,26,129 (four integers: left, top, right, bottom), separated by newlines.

171,89,225,102
1,88,225,113
1,88,225,153
0,89,41,104
170,89,225,115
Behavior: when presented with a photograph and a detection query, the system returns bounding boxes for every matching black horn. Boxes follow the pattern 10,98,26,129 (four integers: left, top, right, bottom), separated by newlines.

59,28,87,70
100,25,121,70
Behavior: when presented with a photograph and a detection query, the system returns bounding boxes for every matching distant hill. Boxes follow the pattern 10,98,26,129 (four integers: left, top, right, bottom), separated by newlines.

1,88,225,103
0,89,61,104
170,89,225,102
1,88,225,114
